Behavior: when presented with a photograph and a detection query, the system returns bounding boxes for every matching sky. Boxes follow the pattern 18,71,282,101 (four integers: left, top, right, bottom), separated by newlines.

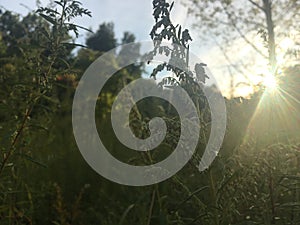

1,0,231,92
1,0,294,98
0,0,188,41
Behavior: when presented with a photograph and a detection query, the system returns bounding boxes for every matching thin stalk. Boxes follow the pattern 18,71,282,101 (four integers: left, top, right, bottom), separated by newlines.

209,169,219,225
269,169,276,224
147,189,156,225
0,105,33,177
0,39,58,177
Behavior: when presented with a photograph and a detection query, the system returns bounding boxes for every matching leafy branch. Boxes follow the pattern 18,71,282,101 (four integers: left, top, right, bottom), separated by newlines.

147,0,209,87
0,0,91,177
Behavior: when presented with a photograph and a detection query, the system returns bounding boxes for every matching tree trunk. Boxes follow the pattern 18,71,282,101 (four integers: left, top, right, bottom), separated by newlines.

262,0,277,75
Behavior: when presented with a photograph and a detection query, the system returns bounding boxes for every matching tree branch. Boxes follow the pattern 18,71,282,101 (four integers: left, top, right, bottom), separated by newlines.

247,0,265,12
220,3,268,59
212,36,253,85
235,24,268,59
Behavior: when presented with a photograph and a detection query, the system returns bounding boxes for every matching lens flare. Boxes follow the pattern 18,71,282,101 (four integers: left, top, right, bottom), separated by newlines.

263,73,278,91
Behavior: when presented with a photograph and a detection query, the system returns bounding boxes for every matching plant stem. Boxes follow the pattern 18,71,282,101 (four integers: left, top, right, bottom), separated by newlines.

269,169,276,224
209,169,219,225
0,105,34,177
147,188,156,225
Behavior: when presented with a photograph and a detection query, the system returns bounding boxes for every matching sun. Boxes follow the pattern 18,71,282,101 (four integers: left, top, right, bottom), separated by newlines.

263,73,278,91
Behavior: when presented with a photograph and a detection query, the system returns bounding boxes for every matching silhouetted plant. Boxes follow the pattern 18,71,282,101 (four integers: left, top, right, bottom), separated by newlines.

0,1,91,223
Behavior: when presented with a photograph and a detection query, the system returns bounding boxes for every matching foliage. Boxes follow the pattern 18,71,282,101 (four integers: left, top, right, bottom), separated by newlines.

148,0,208,84
0,1,91,223
0,0,300,225
188,0,300,92
86,22,117,52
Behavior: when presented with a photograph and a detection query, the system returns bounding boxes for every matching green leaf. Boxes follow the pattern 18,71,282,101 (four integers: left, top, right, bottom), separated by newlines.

54,1,64,7
280,202,300,208
178,25,181,39
58,57,70,68
62,42,88,48
118,204,135,225
41,95,60,104
170,1,174,12
17,154,48,168
174,186,208,212
39,27,51,40
39,13,57,25
65,23,93,33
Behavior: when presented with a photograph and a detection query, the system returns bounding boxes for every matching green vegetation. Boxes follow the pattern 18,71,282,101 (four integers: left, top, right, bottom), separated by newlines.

0,0,299,224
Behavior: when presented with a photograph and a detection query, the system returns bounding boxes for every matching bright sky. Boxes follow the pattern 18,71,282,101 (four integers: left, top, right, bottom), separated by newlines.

0,0,188,41
0,0,296,98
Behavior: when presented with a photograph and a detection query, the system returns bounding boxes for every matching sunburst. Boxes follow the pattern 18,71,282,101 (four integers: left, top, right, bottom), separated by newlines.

262,73,278,92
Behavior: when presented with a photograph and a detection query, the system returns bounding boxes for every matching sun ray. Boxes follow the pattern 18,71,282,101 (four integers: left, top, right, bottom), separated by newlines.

242,81,300,145
279,88,300,105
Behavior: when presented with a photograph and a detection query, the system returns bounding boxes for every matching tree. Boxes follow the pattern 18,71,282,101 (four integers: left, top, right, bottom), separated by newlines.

121,31,136,44
86,22,117,52
188,0,299,90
